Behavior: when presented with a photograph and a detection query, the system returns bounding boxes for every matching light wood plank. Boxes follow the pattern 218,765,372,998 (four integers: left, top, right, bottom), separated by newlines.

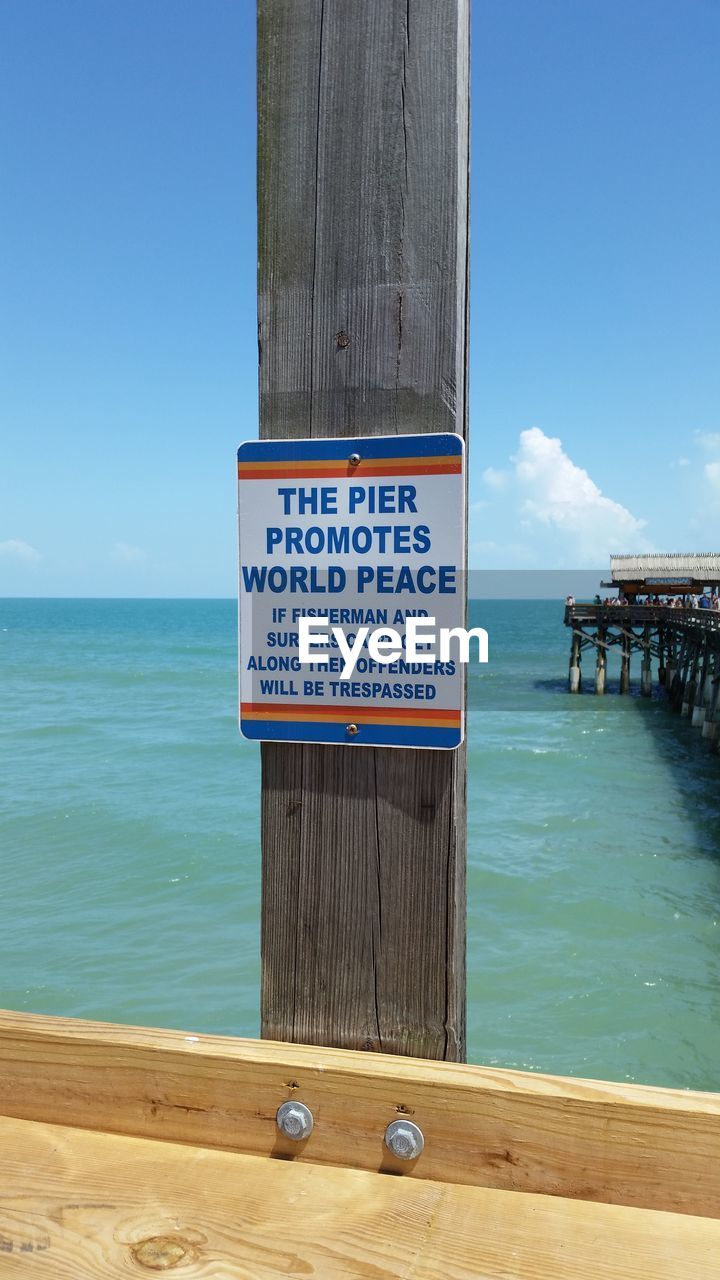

257,0,470,1060
1,1010,720,1217
1,1114,718,1278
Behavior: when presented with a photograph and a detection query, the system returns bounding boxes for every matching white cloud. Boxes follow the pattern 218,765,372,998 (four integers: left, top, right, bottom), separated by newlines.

112,541,147,563
482,466,510,490
695,432,720,454
511,427,651,562
674,434,720,503
0,539,41,562
472,428,659,568
470,538,539,564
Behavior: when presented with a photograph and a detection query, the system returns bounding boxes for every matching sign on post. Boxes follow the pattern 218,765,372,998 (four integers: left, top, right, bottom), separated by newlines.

238,433,465,749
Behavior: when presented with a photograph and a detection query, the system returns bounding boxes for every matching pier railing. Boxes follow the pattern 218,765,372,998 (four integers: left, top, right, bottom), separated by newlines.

564,602,720,637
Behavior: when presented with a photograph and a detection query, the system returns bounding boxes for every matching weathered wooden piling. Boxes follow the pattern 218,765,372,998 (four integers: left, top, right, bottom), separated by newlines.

693,643,711,727
594,627,607,695
619,631,631,694
702,654,720,741
569,631,581,693
640,625,652,697
682,646,699,718
671,638,687,709
657,629,666,685
664,631,676,688
258,0,470,1059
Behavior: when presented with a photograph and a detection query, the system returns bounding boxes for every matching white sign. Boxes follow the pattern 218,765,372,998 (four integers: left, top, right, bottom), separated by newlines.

237,433,465,749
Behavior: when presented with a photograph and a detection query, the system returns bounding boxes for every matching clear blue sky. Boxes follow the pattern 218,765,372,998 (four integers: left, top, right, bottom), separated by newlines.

1,0,719,595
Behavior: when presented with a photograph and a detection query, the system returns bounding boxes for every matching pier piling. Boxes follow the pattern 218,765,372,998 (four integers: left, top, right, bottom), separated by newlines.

691,644,708,726
569,631,581,693
664,632,676,689
620,632,631,694
673,640,690,711
702,653,720,740
641,625,652,697
682,646,699,718
657,628,666,685
594,627,607,695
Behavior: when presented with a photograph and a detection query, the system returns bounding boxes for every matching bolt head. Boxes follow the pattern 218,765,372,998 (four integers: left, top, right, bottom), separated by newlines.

346,723,359,736
384,1119,424,1160
348,453,361,466
276,1100,313,1141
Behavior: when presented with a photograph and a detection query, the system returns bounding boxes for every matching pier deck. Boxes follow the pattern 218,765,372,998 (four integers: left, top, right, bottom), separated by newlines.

2,1011,720,1276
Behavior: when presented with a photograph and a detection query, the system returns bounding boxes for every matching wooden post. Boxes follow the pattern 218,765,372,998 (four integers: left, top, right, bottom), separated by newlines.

682,645,699,718
594,627,607,695
671,638,688,709
671,637,687,709
569,631,581,693
640,625,652,697
257,0,470,1059
692,643,710,727
619,632,631,694
702,653,720,741
665,631,678,692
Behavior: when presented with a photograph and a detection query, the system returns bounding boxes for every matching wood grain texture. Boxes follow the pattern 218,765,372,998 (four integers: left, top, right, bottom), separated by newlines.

2,1010,720,1218
257,0,470,1059
2,1114,719,1279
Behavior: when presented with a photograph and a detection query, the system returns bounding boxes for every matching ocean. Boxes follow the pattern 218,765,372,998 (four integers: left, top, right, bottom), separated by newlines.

2,597,719,1091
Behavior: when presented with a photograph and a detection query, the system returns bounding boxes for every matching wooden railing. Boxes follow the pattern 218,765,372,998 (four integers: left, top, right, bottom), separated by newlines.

564,603,720,637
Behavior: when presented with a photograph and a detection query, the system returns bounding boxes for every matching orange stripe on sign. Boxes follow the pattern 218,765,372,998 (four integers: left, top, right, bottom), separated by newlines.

237,458,462,480
241,702,461,724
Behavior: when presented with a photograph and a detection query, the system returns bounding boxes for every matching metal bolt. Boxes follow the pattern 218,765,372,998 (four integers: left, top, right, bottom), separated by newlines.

348,453,361,466
384,1119,424,1160
276,1100,314,1141
346,723,359,735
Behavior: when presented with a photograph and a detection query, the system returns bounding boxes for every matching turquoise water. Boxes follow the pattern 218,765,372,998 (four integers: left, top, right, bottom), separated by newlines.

2,597,720,1090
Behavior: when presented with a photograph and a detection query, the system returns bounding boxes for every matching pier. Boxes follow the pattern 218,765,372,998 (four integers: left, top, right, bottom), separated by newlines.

564,555,720,747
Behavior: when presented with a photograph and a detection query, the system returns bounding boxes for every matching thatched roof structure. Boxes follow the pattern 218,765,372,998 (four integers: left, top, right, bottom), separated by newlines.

608,554,720,589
